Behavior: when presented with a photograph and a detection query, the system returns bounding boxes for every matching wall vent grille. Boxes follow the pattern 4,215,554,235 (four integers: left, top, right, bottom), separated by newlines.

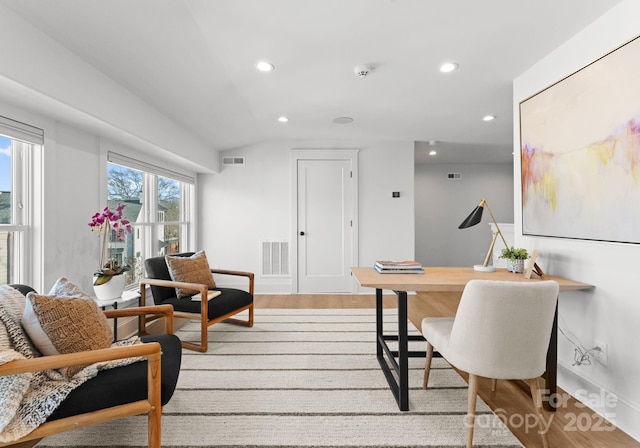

261,241,289,276
447,172,462,180
222,156,246,166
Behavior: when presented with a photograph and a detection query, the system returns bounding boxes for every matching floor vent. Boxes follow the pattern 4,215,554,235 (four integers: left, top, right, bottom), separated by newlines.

447,172,462,180
222,156,246,166
261,241,289,276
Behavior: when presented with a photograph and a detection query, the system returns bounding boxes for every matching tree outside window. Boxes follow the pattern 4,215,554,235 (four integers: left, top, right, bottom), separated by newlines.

107,162,192,288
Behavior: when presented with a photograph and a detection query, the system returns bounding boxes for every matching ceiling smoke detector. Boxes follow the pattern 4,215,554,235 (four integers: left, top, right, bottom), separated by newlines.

354,64,373,77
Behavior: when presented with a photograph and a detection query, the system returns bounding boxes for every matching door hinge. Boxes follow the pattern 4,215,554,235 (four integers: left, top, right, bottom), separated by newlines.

350,220,353,227
350,171,353,178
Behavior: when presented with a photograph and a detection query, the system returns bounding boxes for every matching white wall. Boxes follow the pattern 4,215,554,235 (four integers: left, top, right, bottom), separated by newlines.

0,101,105,293
0,3,218,174
43,123,103,293
199,140,415,293
415,162,513,267
3,1,636,437
514,0,640,439
0,102,199,296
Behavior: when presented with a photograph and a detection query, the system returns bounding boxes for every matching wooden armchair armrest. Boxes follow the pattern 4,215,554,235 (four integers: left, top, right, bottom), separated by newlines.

138,279,211,332
139,278,209,306
139,278,208,292
0,342,160,376
103,305,175,334
210,268,253,277
0,343,162,447
210,269,255,295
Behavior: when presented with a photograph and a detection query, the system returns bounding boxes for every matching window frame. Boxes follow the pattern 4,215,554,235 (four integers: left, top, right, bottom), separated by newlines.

0,116,42,286
105,151,195,289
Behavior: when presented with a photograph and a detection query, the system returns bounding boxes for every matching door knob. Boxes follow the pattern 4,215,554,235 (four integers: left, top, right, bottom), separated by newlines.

299,231,305,236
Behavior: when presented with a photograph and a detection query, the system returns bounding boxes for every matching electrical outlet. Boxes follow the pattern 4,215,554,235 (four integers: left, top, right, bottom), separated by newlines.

593,339,608,367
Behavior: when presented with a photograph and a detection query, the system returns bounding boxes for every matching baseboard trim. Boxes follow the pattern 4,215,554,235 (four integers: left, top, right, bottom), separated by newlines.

558,361,640,442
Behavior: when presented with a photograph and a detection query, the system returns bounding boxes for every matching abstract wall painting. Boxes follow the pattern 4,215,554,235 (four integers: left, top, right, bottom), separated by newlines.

520,35,640,244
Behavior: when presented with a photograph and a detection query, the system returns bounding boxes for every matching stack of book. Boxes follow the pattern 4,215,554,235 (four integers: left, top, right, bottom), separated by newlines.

374,260,424,274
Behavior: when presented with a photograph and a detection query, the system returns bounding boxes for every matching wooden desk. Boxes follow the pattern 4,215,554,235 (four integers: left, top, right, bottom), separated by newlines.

351,266,594,411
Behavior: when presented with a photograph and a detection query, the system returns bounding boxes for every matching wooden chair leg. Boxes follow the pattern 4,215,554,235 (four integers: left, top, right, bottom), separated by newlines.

200,318,209,352
528,377,549,448
423,341,434,389
148,351,162,448
248,304,254,327
466,374,479,448
179,318,209,352
223,304,254,327
181,340,206,352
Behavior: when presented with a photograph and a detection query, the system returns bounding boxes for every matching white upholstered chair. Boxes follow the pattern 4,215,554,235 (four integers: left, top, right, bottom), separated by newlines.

422,279,559,448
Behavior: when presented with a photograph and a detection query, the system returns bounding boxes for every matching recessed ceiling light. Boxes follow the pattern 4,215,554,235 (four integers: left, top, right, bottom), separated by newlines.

333,117,354,124
483,115,496,121
256,61,275,72
429,150,437,156
278,116,289,123
439,62,458,73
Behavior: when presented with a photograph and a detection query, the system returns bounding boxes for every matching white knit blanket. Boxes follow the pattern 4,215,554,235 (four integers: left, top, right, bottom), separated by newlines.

0,286,142,443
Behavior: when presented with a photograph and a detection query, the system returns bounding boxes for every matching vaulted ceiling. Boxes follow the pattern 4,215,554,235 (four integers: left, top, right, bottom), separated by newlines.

0,0,622,164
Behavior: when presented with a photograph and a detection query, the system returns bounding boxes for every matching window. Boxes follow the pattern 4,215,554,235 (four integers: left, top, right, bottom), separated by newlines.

0,135,12,284
0,116,42,285
107,154,194,288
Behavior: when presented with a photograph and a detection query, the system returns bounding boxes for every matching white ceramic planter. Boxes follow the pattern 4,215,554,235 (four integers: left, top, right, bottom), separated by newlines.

506,259,525,273
93,274,126,300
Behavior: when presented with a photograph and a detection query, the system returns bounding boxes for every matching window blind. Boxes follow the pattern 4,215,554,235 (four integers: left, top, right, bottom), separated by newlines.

108,151,195,184
0,116,44,145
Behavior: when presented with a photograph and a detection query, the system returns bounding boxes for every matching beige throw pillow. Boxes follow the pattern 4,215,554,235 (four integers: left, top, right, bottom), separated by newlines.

165,250,216,299
0,285,28,350
0,284,27,322
48,276,91,298
21,278,114,377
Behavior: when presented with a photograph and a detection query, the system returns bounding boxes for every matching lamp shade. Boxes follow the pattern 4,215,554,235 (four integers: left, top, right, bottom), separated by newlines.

458,205,484,229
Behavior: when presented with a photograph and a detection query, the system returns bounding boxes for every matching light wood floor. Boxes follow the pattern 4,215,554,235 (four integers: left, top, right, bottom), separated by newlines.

255,293,639,448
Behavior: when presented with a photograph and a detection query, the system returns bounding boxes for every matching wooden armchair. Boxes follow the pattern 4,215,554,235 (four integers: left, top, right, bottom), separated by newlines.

141,252,254,352
0,285,182,448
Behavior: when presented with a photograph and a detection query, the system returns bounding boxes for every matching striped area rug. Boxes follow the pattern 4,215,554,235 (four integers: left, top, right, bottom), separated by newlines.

38,309,523,447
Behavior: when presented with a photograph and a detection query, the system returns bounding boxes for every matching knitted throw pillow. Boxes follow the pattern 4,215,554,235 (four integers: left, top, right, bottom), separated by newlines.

21,279,113,377
165,250,216,299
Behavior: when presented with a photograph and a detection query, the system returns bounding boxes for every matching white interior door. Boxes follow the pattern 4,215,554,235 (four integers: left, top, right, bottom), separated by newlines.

297,159,353,293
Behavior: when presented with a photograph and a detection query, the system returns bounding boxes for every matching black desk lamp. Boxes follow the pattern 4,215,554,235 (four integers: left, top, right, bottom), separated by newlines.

458,198,509,272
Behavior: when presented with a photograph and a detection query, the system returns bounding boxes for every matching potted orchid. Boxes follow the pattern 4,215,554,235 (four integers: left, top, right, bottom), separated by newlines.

88,203,133,293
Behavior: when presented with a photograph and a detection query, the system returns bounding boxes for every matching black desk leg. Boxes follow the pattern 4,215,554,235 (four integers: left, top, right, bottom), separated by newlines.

544,301,558,412
376,288,383,357
397,290,409,411
374,288,411,411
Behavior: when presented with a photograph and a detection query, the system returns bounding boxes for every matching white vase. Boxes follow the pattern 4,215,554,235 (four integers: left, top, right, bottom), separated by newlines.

93,274,126,300
507,259,525,273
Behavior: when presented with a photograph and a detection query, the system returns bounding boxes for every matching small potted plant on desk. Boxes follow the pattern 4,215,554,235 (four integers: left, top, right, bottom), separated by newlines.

499,247,529,273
